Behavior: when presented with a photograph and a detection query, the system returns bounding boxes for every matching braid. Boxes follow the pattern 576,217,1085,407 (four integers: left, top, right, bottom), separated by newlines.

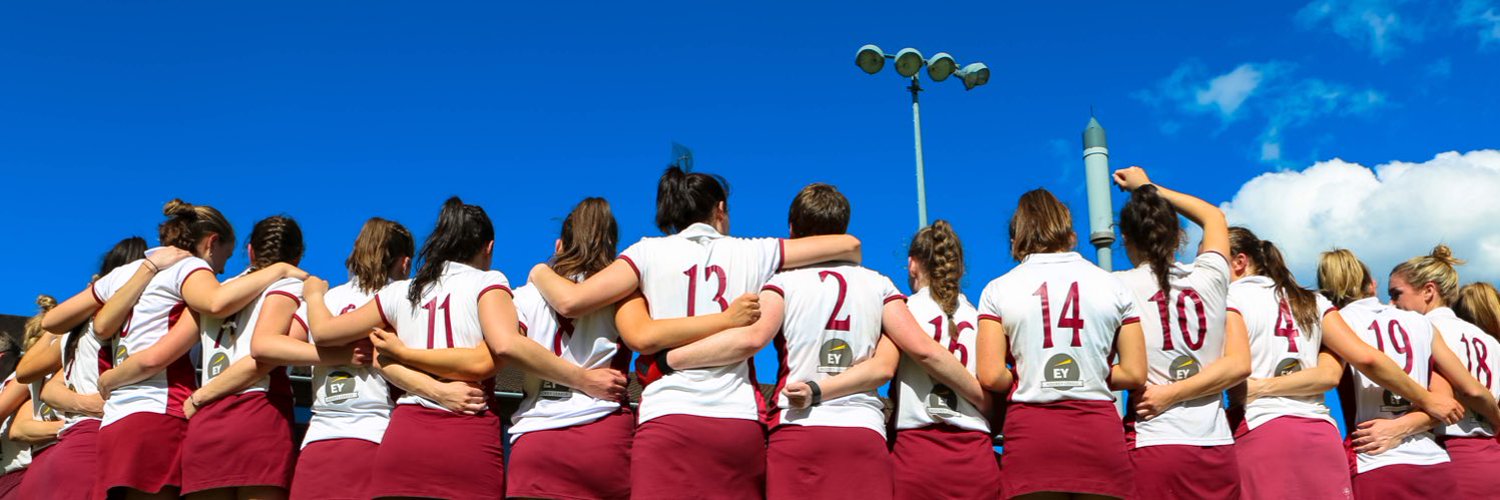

248,215,305,271
1120,185,1184,297
910,220,966,320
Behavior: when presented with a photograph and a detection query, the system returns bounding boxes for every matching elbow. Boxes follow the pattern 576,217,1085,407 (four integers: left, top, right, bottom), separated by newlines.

550,297,587,319
843,236,863,261
621,331,669,356
1116,373,1147,391
1229,358,1252,383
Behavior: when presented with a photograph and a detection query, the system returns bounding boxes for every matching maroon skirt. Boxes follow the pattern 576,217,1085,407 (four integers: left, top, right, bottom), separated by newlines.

1440,436,1500,499
290,438,378,500
507,408,633,500
892,424,1001,500
180,391,296,494
19,419,99,500
1001,400,1132,499
367,404,504,500
1234,416,1350,500
1129,444,1239,500
767,425,892,500
97,412,187,496
630,414,766,500
0,470,25,500
1351,462,1456,500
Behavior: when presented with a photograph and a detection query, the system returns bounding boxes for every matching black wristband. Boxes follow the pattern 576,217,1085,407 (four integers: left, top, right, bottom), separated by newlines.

656,349,675,376
807,381,822,407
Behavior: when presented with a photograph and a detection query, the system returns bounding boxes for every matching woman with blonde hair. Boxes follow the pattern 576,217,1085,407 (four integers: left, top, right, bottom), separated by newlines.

1390,246,1500,499
1319,249,1499,499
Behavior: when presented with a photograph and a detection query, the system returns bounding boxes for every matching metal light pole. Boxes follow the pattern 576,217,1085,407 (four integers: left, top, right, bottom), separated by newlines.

856,45,990,229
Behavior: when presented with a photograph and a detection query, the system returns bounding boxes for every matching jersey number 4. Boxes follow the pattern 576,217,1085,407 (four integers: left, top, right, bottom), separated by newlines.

1035,282,1085,348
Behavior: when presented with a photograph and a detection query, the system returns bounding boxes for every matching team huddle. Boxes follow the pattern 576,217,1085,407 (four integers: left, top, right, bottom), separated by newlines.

1,164,1498,500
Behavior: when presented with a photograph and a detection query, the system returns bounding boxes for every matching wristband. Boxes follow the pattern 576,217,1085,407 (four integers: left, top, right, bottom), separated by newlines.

807,381,822,407
143,260,160,273
656,349,676,376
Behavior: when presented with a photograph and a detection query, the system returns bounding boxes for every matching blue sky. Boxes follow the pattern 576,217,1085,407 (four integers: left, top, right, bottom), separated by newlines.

3,2,1498,414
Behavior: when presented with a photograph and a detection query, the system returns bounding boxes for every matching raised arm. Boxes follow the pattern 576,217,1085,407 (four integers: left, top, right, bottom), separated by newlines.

249,294,363,367
1429,329,1500,427
41,367,103,417
15,333,61,384
976,318,1014,395
98,310,201,395
1322,310,1463,424
301,277,385,346
42,288,101,336
662,290,782,371
1114,166,1229,257
617,292,761,355
94,248,193,339
887,301,986,408
1111,322,1148,391
782,336,898,409
781,235,862,268
529,261,639,318
475,288,625,401
1135,311,1252,419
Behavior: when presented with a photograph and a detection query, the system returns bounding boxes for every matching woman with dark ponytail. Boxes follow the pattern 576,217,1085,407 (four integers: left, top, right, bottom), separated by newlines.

527,166,861,498
890,220,1001,499
1225,228,1462,500
1111,166,1247,499
17,237,147,500
304,197,614,498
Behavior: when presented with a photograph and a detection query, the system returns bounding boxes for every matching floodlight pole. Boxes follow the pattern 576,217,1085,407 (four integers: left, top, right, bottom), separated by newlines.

910,77,928,229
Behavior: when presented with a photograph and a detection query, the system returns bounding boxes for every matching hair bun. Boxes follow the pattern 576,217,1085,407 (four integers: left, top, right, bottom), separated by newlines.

35,294,56,312
1431,244,1465,266
163,199,196,217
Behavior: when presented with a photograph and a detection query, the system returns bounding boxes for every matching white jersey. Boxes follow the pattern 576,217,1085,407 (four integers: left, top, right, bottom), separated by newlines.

199,276,301,396
375,262,510,412
1115,252,1233,447
509,284,628,441
1429,307,1500,438
0,376,30,474
764,263,900,437
1339,297,1449,473
1229,275,1338,430
27,376,59,453
618,223,782,424
304,280,393,447
893,288,988,433
977,252,1141,404
59,327,108,433
92,252,211,426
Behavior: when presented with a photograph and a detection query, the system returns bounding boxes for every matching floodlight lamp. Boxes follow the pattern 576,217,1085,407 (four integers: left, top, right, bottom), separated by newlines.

894,48,924,77
926,52,956,81
855,44,886,74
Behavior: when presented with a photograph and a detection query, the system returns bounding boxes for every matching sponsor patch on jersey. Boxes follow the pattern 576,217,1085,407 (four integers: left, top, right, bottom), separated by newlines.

115,345,129,365
1042,353,1084,389
206,351,231,381
1274,358,1302,376
926,383,960,418
1169,355,1201,381
538,380,572,400
818,339,853,373
38,402,58,421
324,370,358,404
1380,390,1411,413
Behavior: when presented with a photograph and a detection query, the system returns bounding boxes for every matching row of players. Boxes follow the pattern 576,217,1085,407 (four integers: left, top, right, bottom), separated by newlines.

2,165,1499,500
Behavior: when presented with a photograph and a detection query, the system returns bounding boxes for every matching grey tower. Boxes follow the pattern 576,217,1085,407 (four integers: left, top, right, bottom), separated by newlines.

1083,117,1114,270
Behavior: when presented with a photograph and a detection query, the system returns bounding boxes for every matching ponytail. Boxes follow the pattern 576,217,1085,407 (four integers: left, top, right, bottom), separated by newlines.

68,237,149,366
1119,184,1183,297
551,198,618,280
346,218,416,294
1229,227,1319,330
158,199,234,251
1456,282,1500,340
23,295,57,351
909,220,966,320
409,197,495,306
655,166,729,234
248,215,304,271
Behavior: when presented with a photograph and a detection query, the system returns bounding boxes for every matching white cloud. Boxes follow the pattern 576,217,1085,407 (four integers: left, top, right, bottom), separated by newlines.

1136,61,1386,162
1195,64,1265,119
1219,150,1500,286
1458,0,1500,46
1297,0,1424,61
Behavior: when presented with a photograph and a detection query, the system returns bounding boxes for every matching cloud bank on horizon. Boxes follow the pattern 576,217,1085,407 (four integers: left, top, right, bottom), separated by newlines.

1217,149,1500,288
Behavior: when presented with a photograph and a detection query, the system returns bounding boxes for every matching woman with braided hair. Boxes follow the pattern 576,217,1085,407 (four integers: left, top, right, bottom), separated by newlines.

889,219,1002,499
1111,166,1246,499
